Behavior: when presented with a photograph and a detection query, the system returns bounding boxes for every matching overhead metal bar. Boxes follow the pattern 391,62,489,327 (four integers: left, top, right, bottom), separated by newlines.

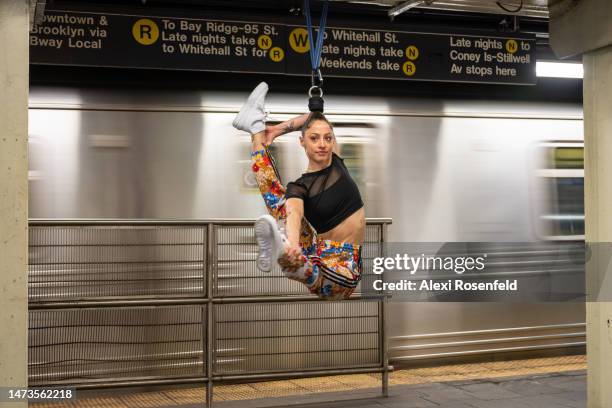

334,0,549,19
388,0,429,19
418,0,548,18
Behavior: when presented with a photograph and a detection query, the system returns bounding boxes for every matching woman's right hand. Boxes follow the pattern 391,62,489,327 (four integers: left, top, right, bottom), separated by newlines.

284,243,302,263
278,243,304,272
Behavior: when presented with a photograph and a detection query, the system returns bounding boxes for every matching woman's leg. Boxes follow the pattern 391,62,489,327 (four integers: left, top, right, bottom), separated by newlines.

251,133,287,221
251,144,320,282
314,241,363,299
250,124,316,252
278,241,363,300
250,113,310,221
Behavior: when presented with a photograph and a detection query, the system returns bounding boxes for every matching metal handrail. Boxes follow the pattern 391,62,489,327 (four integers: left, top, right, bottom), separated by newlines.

29,218,394,225
27,218,392,404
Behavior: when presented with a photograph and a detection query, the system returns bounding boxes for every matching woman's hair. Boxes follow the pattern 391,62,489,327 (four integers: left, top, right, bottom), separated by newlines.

301,112,334,137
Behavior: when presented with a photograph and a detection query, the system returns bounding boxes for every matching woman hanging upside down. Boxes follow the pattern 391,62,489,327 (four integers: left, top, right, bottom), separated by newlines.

232,82,365,300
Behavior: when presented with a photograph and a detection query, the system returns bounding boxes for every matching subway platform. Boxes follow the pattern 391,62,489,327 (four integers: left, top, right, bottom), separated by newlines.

33,355,586,408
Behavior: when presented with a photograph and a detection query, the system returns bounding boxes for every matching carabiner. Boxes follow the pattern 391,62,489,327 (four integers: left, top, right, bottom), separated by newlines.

311,68,324,88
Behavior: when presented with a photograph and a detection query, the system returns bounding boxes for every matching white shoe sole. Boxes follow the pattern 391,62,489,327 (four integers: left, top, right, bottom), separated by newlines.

233,82,268,133
254,215,283,273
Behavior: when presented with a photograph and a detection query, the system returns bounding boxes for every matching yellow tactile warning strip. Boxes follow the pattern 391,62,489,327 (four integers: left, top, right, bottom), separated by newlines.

31,355,586,408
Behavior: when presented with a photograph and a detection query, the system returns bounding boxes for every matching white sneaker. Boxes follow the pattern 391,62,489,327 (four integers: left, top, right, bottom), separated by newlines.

233,82,269,135
254,214,285,273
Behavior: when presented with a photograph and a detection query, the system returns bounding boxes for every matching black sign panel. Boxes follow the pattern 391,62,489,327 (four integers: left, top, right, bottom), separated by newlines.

30,10,536,85
30,12,288,74
285,25,535,84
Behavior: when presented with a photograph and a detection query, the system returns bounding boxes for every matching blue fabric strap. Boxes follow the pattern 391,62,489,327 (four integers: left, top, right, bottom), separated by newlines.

304,0,329,72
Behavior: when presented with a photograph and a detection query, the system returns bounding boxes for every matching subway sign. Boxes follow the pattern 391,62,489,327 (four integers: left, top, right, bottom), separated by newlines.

30,9,536,85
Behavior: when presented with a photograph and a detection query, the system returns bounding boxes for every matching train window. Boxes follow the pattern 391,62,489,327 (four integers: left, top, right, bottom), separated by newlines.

541,178,584,236
536,143,584,240
333,121,377,202
550,147,584,169
338,142,365,194
28,134,45,216
28,135,44,181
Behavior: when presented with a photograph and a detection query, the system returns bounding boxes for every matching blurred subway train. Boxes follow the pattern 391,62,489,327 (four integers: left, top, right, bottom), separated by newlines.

28,86,585,366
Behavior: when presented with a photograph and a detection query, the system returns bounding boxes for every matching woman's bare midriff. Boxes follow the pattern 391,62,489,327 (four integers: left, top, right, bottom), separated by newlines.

317,207,365,245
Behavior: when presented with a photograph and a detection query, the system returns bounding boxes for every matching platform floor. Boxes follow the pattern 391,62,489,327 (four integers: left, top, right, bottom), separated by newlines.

32,355,586,408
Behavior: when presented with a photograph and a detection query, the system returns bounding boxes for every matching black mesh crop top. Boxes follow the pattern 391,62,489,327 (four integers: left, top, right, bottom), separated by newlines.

286,153,364,233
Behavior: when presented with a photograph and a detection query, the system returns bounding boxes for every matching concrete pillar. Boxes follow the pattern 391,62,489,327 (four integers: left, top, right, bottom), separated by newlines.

0,1,29,407
583,46,612,408
549,0,612,407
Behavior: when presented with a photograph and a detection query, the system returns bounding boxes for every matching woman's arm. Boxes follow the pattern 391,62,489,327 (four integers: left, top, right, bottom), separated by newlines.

265,114,310,145
285,198,304,246
252,114,310,152
274,197,306,270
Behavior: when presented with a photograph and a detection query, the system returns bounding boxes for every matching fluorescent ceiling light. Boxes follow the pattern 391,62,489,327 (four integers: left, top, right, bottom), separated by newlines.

388,0,426,18
536,61,583,79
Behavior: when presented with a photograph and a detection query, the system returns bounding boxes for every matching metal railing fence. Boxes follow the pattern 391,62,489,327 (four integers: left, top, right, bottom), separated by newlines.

28,219,392,405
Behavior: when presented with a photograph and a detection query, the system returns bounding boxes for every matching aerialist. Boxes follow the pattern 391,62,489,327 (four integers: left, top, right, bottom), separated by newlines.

232,82,365,300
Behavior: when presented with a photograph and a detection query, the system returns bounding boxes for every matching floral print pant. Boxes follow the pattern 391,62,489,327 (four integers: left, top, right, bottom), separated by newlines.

251,148,362,300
